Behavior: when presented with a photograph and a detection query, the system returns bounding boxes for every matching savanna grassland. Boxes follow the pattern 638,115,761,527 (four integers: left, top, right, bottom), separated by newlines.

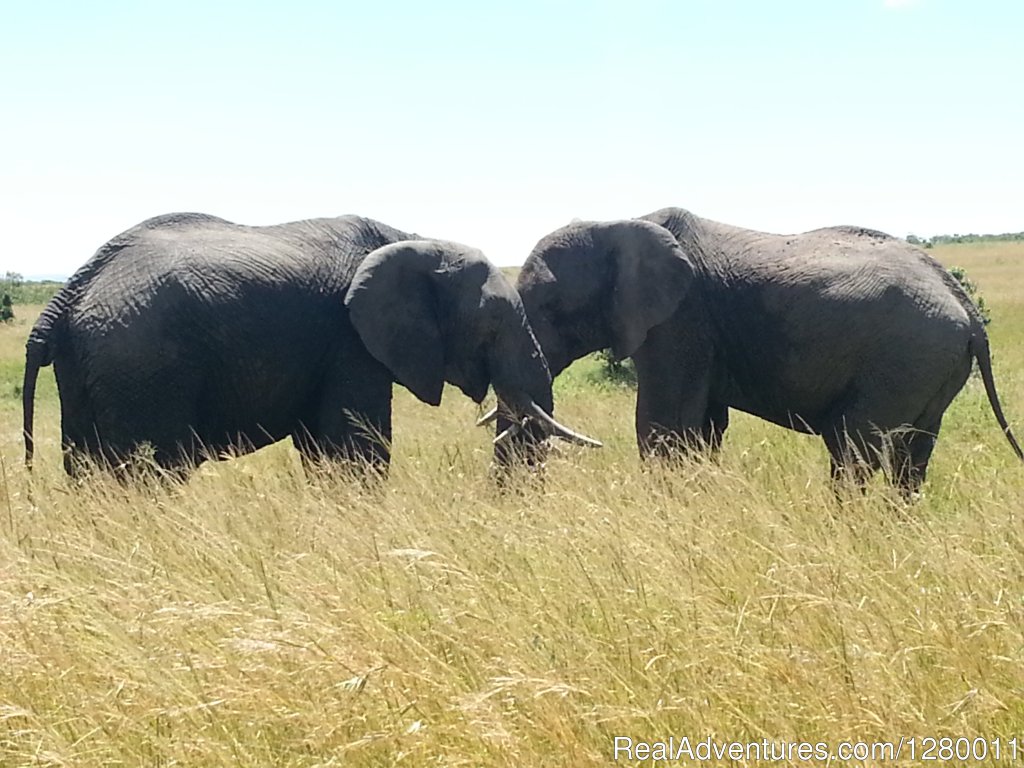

1,241,1023,766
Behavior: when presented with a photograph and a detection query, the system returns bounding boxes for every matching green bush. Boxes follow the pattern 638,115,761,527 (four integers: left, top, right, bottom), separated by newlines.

947,265,991,326
595,348,637,387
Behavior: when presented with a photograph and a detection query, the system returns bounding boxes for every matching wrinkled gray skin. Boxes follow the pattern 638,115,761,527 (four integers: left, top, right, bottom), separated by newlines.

24,212,555,479
506,207,1023,494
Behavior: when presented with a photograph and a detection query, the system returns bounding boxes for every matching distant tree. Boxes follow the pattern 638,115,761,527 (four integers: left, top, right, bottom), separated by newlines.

930,232,1024,246
0,293,13,323
2,271,24,295
906,234,921,245
595,348,637,387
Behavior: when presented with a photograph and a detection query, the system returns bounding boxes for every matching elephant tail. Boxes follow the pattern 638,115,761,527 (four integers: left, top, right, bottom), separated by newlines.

971,331,1024,462
23,302,64,470
23,341,45,470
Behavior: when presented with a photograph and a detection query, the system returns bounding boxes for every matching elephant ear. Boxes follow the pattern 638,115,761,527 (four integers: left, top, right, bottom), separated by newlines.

344,242,446,406
607,220,696,359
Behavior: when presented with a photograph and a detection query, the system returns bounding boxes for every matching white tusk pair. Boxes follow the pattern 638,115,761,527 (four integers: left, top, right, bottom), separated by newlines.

482,400,603,448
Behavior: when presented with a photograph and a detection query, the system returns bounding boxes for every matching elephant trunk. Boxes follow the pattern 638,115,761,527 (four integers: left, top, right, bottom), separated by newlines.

487,317,554,416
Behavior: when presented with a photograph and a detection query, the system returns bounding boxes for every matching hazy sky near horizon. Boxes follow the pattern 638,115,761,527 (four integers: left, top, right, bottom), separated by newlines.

2,0,1021,277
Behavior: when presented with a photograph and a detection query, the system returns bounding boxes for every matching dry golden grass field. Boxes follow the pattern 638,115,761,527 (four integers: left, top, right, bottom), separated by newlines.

1,241,1023,766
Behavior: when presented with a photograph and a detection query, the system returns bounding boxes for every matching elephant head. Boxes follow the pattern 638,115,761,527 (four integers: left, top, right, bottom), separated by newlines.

515,219,697,374
344,240,600,452
485,219,695,466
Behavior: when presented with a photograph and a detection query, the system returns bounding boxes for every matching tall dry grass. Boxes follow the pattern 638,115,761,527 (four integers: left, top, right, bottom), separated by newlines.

1,240,1022,766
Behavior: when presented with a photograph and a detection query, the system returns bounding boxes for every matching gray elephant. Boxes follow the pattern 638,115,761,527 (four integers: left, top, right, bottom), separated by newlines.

494,207,1022,494
23,212,598,478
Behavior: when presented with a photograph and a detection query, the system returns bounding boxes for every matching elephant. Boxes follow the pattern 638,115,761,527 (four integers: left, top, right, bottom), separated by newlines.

22,212,599,479
493,206,1023,495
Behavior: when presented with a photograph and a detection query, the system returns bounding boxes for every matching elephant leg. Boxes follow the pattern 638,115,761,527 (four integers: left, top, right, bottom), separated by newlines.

103,428,200,482
886,361,968,498
294,349,393,476
54,359,121,478
701,401,729,454
888,423,939,500
90,380,202,480
886,370,963,499
632,330,715,460
292,423,390,476
149,435,204,481
59,394,100,478
823,417,884,495
294,406,391,477
855,361,966,498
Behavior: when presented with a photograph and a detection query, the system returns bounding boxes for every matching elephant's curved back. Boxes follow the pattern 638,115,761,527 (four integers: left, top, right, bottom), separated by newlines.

802,229,976,330
26,216,245,400
258,215,418,290
639,207,771,275
35,213,416,347
31,214,233,335
27,241,135,364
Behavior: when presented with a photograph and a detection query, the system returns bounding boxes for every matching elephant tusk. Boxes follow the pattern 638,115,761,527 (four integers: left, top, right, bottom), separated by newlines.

528,401,603,448
476,405,500,427
492,421,522,445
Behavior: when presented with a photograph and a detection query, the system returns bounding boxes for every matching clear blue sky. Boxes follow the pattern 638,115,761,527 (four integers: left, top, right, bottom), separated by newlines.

2,0,1021,277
